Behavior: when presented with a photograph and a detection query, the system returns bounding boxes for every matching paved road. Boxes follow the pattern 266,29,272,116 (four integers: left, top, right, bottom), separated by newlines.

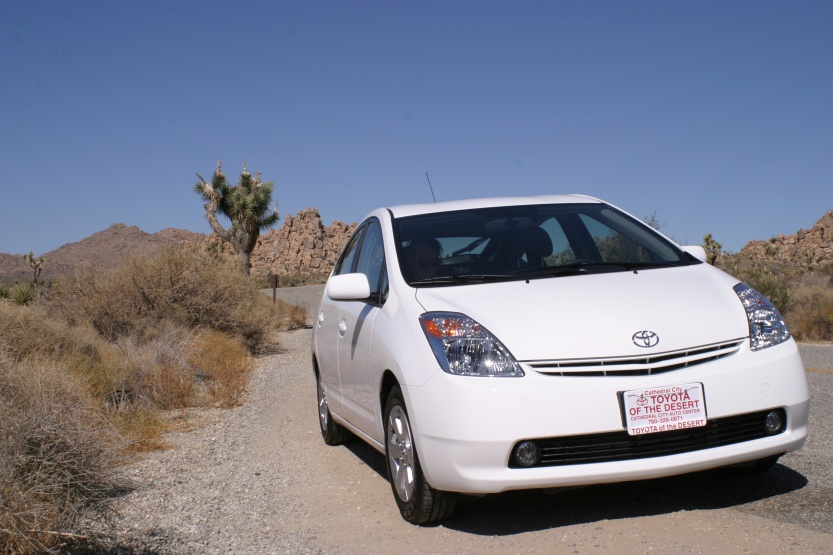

798,343,833,372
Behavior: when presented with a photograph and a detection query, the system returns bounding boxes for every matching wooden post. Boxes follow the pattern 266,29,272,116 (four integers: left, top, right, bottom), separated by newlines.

268,273,278,306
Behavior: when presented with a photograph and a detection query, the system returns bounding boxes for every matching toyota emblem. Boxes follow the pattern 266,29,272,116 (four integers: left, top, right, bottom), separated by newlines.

632,330,659,348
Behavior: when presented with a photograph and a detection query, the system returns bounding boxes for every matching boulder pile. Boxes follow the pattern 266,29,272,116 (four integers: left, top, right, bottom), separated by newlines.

736,211,833,272
250,208,356,280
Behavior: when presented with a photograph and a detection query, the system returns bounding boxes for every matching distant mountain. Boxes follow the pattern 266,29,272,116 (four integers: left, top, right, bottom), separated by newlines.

2,211,830,286
0,224,206,284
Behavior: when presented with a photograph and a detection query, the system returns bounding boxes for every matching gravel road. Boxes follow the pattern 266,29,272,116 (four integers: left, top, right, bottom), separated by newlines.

86,287,833,554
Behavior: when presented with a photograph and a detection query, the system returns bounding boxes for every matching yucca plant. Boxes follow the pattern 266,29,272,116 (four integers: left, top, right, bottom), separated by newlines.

194,161,280,274
10,282,35,306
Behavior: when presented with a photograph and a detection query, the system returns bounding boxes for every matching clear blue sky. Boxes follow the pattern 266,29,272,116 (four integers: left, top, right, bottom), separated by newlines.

1,1,831,256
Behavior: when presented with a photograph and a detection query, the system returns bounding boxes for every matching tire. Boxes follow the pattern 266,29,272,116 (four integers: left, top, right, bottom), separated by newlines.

316,371,350,445
384,386,455,524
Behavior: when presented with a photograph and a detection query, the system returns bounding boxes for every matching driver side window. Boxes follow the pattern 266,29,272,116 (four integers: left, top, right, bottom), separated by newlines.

333,220,388,305
334,226,365,276
354,220,387,305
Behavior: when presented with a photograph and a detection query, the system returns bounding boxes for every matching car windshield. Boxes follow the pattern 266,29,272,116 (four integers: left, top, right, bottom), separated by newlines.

393,202,696,286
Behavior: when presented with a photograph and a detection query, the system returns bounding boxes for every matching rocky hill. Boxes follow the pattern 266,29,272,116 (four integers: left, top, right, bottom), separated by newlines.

250,208,356,280
3,209,830,285
728,211,833,272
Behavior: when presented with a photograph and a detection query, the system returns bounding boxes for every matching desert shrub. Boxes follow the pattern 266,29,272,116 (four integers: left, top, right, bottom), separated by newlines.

250,266,272,289
279,273,327,287
106,324,256,411
783,276,833,342
50,246,278,351
0,356,124,554
275,298,309,330
115,324,199,410
0,302,128,402
1,301,96,362
0,284,9,299
187,330,253,407
747,271,792,316
719,252,833,341
718,253,794,314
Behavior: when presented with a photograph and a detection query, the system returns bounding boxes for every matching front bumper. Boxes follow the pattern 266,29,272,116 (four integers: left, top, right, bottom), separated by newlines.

405,340,809,494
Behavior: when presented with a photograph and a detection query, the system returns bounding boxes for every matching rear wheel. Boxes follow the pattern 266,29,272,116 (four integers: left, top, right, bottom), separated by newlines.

384,387,455,524
316,371,350,445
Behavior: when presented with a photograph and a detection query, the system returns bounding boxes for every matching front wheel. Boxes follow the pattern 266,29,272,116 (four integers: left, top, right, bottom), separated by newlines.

384,386,455,524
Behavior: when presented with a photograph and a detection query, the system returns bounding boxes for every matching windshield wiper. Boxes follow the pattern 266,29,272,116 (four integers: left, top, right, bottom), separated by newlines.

558,261,629,271
510,263,628,279
518,261,687,278
410,273,513,286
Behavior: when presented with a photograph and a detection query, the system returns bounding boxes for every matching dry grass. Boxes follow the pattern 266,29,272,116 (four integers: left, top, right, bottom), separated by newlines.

0,247,321,550
188,330,254,408
275,298,309,331
784,275,833,342
0,357,124,554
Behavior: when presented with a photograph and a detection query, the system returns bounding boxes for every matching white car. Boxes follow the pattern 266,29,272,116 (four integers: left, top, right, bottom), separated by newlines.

311,195,809,524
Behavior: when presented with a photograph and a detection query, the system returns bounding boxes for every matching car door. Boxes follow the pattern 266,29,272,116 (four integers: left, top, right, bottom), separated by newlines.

337,219,387,435
316,224,366,417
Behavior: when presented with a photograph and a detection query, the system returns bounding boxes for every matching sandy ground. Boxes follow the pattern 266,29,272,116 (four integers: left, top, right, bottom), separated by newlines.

96,286,832,553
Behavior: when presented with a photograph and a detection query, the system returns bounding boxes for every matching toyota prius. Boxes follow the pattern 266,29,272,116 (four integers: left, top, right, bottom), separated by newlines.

311,195,809,524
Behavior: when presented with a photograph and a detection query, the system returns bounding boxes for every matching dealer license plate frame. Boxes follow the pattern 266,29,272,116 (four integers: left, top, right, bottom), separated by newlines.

622,382,707,436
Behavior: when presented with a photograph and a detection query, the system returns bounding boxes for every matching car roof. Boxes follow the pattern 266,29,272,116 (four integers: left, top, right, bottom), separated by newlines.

384,194,602,219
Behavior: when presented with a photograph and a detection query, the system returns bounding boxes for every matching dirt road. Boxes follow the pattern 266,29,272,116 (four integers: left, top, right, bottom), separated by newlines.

93,308,833,553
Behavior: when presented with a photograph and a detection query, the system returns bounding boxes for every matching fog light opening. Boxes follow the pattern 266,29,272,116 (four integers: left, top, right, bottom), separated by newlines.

513,441,541,467
764,410,784,435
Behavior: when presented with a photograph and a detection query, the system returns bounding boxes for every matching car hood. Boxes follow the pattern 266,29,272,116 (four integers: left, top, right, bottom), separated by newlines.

414,265,749,361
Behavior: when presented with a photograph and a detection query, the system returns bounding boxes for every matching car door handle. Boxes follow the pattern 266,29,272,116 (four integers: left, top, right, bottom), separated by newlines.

338,319,347,336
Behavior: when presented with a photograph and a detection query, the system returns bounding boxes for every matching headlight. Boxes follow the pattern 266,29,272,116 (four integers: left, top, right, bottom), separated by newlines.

419,312,524,377
733,283,790,351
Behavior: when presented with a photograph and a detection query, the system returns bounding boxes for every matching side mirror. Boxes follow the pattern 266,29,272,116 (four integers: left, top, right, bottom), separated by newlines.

682,245,708,263
326,273,371,301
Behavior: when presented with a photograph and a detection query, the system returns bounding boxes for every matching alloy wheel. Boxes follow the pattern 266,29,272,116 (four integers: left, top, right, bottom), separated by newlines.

387,405,416,502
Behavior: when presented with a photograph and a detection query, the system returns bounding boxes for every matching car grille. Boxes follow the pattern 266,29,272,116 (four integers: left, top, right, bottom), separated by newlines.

527,339,745,377
508,409,785,468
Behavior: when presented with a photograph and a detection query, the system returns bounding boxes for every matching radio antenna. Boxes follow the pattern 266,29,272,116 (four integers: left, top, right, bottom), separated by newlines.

425,172,437,203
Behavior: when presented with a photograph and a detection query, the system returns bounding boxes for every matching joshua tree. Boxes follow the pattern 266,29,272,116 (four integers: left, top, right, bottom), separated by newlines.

194,161,280,274
702,233,723,266
23,252,44,298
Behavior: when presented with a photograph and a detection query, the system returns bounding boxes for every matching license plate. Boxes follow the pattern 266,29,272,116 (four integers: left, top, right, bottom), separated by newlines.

622,383,706,436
